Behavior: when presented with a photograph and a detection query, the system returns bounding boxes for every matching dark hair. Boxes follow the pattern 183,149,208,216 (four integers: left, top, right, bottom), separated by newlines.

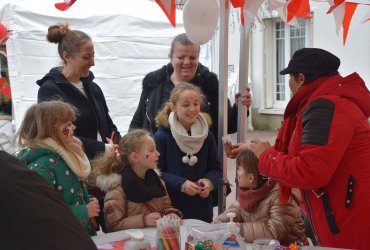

290,72,336,85
236,149,266,188
47,22,92,64
169,33,200,59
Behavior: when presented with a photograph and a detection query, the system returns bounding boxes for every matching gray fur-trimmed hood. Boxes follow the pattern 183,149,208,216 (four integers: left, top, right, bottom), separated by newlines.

95,169,162,192
95,173,122,192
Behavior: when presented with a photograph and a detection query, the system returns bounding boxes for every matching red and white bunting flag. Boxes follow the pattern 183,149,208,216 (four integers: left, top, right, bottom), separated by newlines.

155,0,176,27
287,0,312,22
362,7,370,23
342,2,358,44
55,0,77,11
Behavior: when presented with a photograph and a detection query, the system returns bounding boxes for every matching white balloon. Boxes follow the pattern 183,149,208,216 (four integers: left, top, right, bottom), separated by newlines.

183,0,219,45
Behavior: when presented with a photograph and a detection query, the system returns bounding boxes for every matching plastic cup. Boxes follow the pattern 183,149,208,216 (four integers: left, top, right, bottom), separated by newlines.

157,234,180,250
252,238,280,250
222,134,236,158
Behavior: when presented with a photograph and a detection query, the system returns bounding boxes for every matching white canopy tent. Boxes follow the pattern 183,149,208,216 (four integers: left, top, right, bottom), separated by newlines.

0,0,212,132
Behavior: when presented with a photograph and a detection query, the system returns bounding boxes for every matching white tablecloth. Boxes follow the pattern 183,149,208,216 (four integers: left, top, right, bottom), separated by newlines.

91,219,349,250
92,219,208,249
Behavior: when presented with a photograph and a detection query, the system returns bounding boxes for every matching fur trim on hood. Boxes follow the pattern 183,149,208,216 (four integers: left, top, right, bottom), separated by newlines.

95,169,161,192
95,173,122,192
38,138,91,179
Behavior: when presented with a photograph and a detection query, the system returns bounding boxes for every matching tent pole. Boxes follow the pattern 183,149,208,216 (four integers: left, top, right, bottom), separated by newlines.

235,21,250,198
218,0,230,215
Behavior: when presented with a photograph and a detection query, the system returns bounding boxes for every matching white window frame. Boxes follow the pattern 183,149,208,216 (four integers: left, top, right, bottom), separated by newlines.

262,16,313,113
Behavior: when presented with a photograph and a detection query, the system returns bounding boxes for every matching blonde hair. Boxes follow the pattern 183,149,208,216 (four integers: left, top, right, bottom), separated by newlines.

155,82,206,127
47,22,92,65
91,129,150,179
236,149,266,188
14,100,80,161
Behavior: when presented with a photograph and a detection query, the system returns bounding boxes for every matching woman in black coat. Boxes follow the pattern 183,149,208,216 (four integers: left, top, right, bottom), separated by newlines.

37,22,120,160
129,33,251,143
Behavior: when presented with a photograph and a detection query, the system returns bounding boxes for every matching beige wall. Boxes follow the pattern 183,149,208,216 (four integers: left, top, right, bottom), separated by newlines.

251,108,283,131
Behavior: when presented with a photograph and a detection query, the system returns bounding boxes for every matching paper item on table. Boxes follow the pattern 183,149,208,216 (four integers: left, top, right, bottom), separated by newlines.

97,243,114,249
97,239,156,250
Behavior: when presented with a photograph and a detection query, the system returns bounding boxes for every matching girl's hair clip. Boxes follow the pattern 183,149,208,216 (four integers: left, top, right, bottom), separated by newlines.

114,148,120,159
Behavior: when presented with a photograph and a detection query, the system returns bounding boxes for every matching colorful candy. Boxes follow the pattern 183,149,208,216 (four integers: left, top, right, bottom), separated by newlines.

194,182,205,188
195,240,217,250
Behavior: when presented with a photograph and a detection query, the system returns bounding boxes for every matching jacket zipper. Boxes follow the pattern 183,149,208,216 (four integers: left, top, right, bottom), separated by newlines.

57,80,101,137
303,190,320,245
145,98,153,135
265,175,321,245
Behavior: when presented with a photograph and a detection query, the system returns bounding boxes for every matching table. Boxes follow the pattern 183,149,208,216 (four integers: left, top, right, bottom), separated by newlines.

91,219,349,250
92,219,208,249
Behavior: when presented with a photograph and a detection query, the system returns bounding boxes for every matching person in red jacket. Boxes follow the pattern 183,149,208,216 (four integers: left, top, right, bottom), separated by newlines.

231,48,370,249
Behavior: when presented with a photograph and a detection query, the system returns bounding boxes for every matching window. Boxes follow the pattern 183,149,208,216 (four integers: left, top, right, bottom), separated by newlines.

263,17,312,111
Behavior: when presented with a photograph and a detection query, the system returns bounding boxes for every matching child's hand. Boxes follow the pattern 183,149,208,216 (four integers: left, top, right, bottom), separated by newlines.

165,213,181,220
68,136,85,157
212,218,223,224
145,212,162,227
86,197,100,218
72,136,83,146
183,180,202,196
198,178,212,198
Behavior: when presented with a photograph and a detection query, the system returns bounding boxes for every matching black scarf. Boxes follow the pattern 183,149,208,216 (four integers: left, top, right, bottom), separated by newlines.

121,167,166,203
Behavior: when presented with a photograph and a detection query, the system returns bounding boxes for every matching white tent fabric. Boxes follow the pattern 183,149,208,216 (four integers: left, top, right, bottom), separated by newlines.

0,0,212,133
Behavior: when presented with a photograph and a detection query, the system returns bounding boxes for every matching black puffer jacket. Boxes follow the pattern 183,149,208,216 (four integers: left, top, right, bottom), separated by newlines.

37,67,121,159
129,63,238,142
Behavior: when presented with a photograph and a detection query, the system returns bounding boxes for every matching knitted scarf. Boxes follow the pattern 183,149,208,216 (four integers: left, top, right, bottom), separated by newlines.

238,180,277,212
168,111,208,165
122,167,166,203
275,78,326,203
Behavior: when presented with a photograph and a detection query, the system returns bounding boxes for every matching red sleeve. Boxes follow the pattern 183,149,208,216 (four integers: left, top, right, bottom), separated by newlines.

258,102,354,190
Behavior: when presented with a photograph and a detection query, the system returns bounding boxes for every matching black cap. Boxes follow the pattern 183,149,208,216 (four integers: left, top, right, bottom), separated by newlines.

280,48,340,76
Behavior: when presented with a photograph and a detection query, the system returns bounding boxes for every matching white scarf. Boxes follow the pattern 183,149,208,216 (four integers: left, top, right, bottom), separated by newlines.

168,112,208,166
